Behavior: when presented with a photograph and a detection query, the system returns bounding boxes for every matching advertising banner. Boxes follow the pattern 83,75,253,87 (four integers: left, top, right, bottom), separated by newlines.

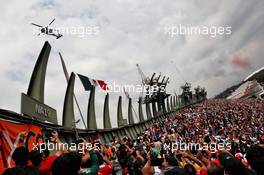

0,119,43,174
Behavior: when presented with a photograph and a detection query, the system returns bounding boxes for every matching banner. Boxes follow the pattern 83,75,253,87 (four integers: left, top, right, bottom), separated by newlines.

0,119,43,174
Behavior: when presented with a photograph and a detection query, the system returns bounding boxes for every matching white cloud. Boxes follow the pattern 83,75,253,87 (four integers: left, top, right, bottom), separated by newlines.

0,0,264,128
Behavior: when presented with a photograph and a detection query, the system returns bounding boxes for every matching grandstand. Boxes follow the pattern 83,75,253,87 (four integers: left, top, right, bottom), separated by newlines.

244,66,264,82
216,66,264,99
227,80,264,99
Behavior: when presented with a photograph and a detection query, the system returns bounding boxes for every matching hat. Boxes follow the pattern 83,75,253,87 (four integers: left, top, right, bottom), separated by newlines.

235,153,243,160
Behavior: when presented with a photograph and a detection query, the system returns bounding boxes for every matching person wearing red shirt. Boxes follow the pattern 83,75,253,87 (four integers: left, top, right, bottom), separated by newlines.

29,131,63,175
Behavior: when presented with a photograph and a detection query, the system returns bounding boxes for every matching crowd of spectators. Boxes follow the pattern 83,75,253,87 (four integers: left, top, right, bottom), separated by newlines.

2,99,264,175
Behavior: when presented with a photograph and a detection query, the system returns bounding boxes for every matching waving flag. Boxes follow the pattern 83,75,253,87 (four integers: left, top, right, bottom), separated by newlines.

96,80,109,91
77,74,94,91
77,74,108,91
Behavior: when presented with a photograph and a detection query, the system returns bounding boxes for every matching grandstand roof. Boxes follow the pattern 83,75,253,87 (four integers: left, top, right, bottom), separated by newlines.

244,66,264,82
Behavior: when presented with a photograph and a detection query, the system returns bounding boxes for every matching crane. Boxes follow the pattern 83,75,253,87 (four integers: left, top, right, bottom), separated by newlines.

136,64,150,86
136,64,151,99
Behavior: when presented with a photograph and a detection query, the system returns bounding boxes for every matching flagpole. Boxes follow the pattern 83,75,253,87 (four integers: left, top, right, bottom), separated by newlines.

59,52,87,129
73,94,87,129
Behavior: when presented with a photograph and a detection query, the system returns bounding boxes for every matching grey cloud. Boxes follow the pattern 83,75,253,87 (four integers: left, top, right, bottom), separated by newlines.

0,0,263,128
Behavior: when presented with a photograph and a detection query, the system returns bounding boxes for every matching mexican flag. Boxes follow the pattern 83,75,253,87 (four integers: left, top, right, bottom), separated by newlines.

77,74,108,91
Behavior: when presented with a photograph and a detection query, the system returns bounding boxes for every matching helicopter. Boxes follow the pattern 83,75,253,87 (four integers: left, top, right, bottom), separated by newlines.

31,18,63,39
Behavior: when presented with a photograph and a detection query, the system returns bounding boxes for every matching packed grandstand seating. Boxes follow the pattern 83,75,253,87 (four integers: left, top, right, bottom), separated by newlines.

215,67,264,99
2,99,264,175
227,80,264,99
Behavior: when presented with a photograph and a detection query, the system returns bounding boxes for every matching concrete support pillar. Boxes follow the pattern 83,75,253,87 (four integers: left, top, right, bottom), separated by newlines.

103,93,112,129
117,96,124,128
128,98,134,125
170,96,174,110
63,73,76,129
152,102,157,117
146,103,152,120
87,86,97,129
167,97,171,112
27,41,51,103
138,98,144,122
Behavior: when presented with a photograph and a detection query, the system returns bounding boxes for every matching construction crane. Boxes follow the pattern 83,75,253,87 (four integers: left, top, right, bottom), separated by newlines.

136,64,150,86
136,64,151,99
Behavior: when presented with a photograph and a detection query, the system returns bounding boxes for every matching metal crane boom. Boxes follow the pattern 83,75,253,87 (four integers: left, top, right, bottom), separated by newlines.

136,64,150,86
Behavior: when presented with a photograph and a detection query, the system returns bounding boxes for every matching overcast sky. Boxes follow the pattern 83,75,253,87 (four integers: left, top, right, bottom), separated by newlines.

0,0,263,129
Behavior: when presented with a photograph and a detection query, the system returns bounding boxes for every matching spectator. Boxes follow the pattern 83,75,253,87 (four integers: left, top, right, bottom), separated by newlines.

162,154,183,175
246,145,264,175
3,99,264,175
52,152,81,175
2,146,43,175
30,131,63,175
207,162,224,175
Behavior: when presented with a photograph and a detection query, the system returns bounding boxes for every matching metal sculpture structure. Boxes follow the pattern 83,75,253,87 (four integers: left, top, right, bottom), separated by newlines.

62,73,76,129
87,86,97,129
17,41,207,143
21,41,58,124
103,93,112,129
27,42,51,102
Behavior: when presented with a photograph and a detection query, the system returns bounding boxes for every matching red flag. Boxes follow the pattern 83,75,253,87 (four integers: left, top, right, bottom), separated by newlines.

96,80,108,91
